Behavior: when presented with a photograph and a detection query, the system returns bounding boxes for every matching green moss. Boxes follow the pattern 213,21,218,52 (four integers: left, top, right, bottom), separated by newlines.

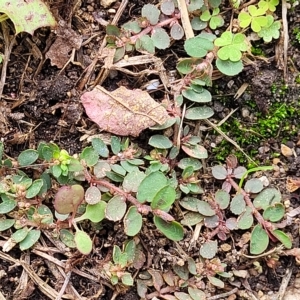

212,101,299,166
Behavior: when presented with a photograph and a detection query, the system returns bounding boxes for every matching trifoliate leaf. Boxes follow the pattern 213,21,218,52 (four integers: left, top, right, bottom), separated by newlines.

257,15,281,42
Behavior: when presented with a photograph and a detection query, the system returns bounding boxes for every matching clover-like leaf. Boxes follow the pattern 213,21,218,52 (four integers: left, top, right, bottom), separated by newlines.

250,224,269,254
142,4,160,25
257,15,281,42
215,32,248,62
258,0,279,12
200,8,224,29
238,5,268,32
184,36,214,58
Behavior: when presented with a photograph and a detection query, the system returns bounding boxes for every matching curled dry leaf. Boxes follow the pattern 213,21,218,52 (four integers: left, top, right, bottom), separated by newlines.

281,144,294,157
81,86,169,137
286,177,300,192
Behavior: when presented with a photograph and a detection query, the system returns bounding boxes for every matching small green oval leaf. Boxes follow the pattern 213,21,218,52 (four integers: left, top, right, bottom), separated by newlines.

185,106,214,120
18,150,39,166
19,229,41,251
149,135,173,149
154,217,184,241
75,230,93,255
124,206,143,236
105,195,127,221
250,224,269,255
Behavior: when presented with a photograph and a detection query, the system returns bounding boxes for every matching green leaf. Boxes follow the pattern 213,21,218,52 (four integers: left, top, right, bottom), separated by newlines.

230,194,246,215
19,229,41,250
216,58,243,76
0,219,15,231
257,15,281,42
200,240,218,259
161,0,176,15
207,276,224,288
18,149,39,166
111,164,126,176
85,186,101,205
105,195,127,221
0,0,56,35
253,187,281,210
137,172,168,203
197,201,215,216
272,230,292,249
0,199,17,214
182,88,212,103
237,206,253,229
142,4,160,25
122,20,141,33
123,169,146,193
149,135,173,149
250,224,269,254
258,0,279,12
124,206,143,236
151,185,176,210
151,28,170,49
178,158,202,171
60,229,76,248
170,23,184,40
38,205,53,224
106,25,121,36
215,32,248,62
80,147,98,166
124,239,136,263
92,138,109,157
26,179,44,198
181,212,204,226
185,106,214,120
181,144,208,159
191,17,207,30
238,5,268,32
180,197,201,212
263,203,285,222
11,227,29,243
76,201,106,223
211,165,228,180
154,217,184,241
188,287,206,300
177,58,203,74
94,161,111,179
111,136,121,154
188,0,204,11
184,36,214,58
215,190,230,209
136,35,155,54
121,273,134,286
74,230,93,255
244,178,264,193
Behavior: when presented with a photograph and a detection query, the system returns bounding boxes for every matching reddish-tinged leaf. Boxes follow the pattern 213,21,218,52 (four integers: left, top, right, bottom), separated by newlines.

81,86,169,137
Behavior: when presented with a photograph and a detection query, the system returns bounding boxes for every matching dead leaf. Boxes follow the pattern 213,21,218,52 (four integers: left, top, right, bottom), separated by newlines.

286,177,300,192
281,144,294,157
81,86,169,137
45,21,82,68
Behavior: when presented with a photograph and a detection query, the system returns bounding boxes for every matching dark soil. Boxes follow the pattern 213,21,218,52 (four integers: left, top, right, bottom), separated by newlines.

0,0,300,299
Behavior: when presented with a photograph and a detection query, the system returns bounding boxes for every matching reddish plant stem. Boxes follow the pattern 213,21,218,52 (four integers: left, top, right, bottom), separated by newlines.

130,13,181,44
227,177,277,241
91,178,175,222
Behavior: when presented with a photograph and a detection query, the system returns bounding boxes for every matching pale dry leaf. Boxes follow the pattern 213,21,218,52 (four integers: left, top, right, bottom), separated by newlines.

286,177,300,192
81,86,169,136
281,144,293,157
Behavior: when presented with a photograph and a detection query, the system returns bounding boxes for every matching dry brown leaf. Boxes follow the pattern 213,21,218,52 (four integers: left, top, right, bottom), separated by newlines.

45,21,82,68
286,177,300,192
81,86,169,137
281,144,294,157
